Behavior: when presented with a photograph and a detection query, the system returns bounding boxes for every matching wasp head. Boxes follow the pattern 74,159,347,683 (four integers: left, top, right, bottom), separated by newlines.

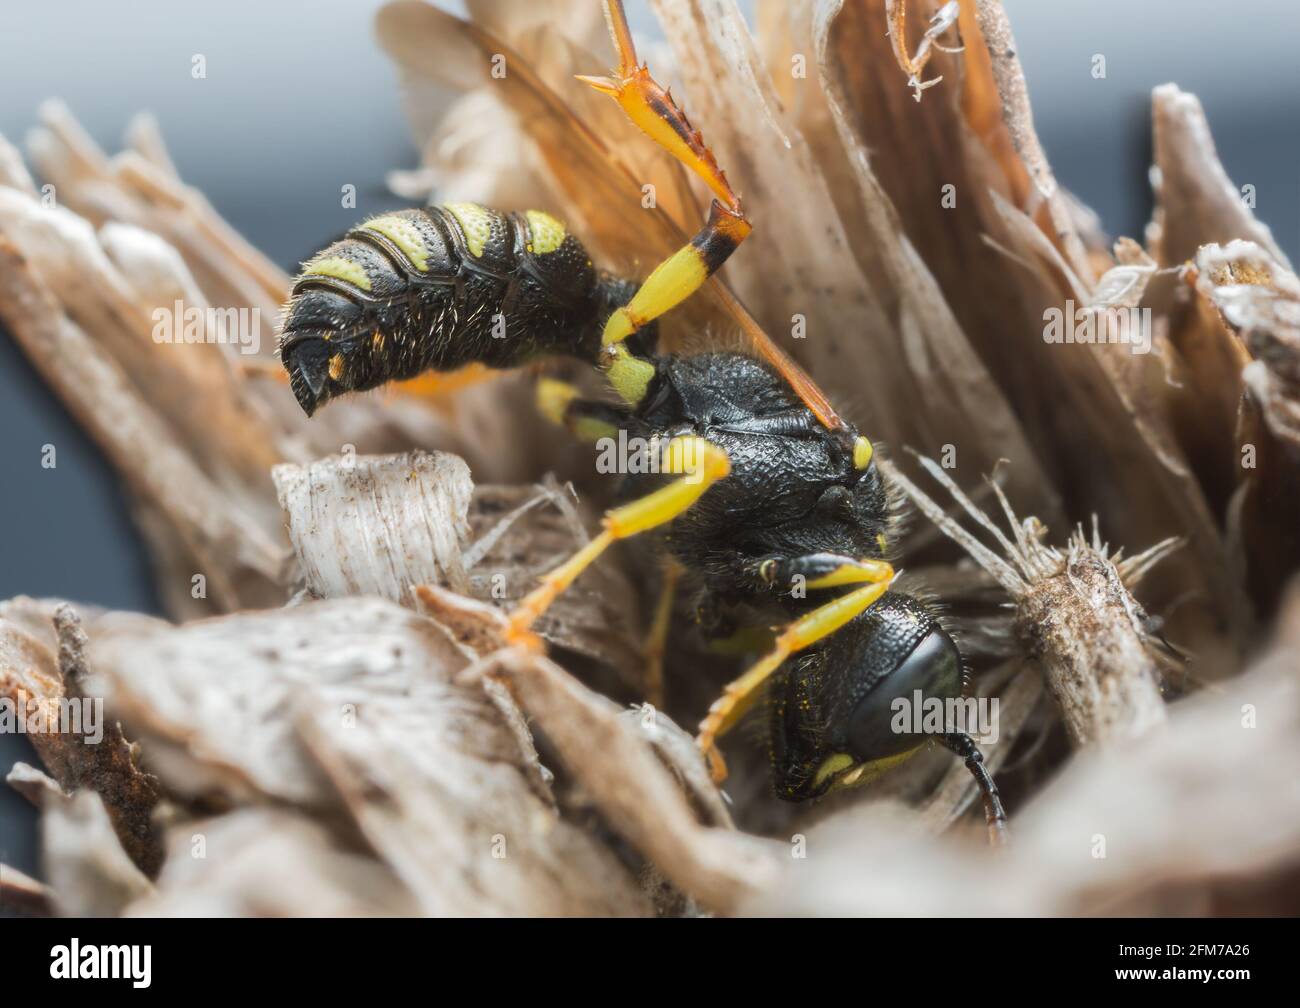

767,591,964,801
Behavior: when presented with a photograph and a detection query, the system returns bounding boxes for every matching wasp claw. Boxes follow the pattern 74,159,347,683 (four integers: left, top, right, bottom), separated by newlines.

574,73,621,96
504,613,545,652
699,738,729,785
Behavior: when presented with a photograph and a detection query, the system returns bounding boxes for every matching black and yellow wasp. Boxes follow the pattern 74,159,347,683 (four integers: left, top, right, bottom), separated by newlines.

279,1,1005,838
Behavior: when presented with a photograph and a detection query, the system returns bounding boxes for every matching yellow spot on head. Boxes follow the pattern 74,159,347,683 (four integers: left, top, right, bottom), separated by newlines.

302,255,371,291
328,353,344,381
814,747,921,794
524,209,566,255
360,215,428,272
371,330,385,353
853,435,874,469
445,202,493,258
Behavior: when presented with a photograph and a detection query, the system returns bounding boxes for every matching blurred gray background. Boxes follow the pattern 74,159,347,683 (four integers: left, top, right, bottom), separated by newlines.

1,0,1297,882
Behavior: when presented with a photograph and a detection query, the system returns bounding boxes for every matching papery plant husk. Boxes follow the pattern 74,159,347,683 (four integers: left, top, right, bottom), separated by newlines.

1,0,1298,917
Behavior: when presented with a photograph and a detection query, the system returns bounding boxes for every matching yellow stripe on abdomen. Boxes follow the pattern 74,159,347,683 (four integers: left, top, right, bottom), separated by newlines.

359,214,429,272
444,202,494,258
524,209,567,255
301,255,372,291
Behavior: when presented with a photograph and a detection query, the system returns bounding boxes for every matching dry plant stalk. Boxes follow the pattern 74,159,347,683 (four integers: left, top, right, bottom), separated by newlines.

883,457,1178,747
885,0,962,100
748,584,1300,915
1,0,1298,917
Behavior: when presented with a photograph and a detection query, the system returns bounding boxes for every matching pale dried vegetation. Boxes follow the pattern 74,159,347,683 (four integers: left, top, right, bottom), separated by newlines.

1,0,1298,917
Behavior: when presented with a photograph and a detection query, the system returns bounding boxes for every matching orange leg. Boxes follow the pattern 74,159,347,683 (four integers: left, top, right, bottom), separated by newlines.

642,558,683,707
245,358,502,409
388,362,501,403
577,1,753,406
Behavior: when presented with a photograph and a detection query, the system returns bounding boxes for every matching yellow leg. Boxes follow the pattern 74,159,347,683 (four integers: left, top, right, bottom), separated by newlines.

697,574,895,784
642,559,683,707
597,202,750,352
576,1,849,435
578,1,753,405
804,559,894,589
536,377,622,443
506,437,730,646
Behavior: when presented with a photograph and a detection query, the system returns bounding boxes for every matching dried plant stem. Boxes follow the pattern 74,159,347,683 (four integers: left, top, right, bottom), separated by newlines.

0,238,287,608
53,605,164,874
884,457,1176,747
272,450,474,604
1149,86,1292,269
488,647,785,913
973,0,1093,286
0,863,54,916
1015,545,1168,746
884,0,962,101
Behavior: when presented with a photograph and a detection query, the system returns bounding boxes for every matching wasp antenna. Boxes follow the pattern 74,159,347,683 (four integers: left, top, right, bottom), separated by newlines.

942,732,1009,847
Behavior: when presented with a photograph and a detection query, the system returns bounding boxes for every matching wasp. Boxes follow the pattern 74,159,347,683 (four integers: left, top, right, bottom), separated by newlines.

279,1,1006,840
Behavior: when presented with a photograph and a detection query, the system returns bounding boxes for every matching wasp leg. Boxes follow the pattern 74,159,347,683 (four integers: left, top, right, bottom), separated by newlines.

535,377,627,443
642,559,684,707
579,0,740,217
706,625,778,656
579,1,753,407
506,437,730,646
534,377,683,701
390,362,502,403
239,358,291,382
246,358,504,408
941,732,1009,847
697,571,896,784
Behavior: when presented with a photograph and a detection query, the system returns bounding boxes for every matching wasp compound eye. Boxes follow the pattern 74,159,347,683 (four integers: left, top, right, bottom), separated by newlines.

845,627,963,764
283,338,333,417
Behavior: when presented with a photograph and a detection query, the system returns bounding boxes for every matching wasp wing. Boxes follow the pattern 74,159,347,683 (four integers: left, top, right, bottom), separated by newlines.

376,1,843,429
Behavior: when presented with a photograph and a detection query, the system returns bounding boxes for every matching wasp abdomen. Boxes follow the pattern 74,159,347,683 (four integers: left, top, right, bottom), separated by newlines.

279,204,605,414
